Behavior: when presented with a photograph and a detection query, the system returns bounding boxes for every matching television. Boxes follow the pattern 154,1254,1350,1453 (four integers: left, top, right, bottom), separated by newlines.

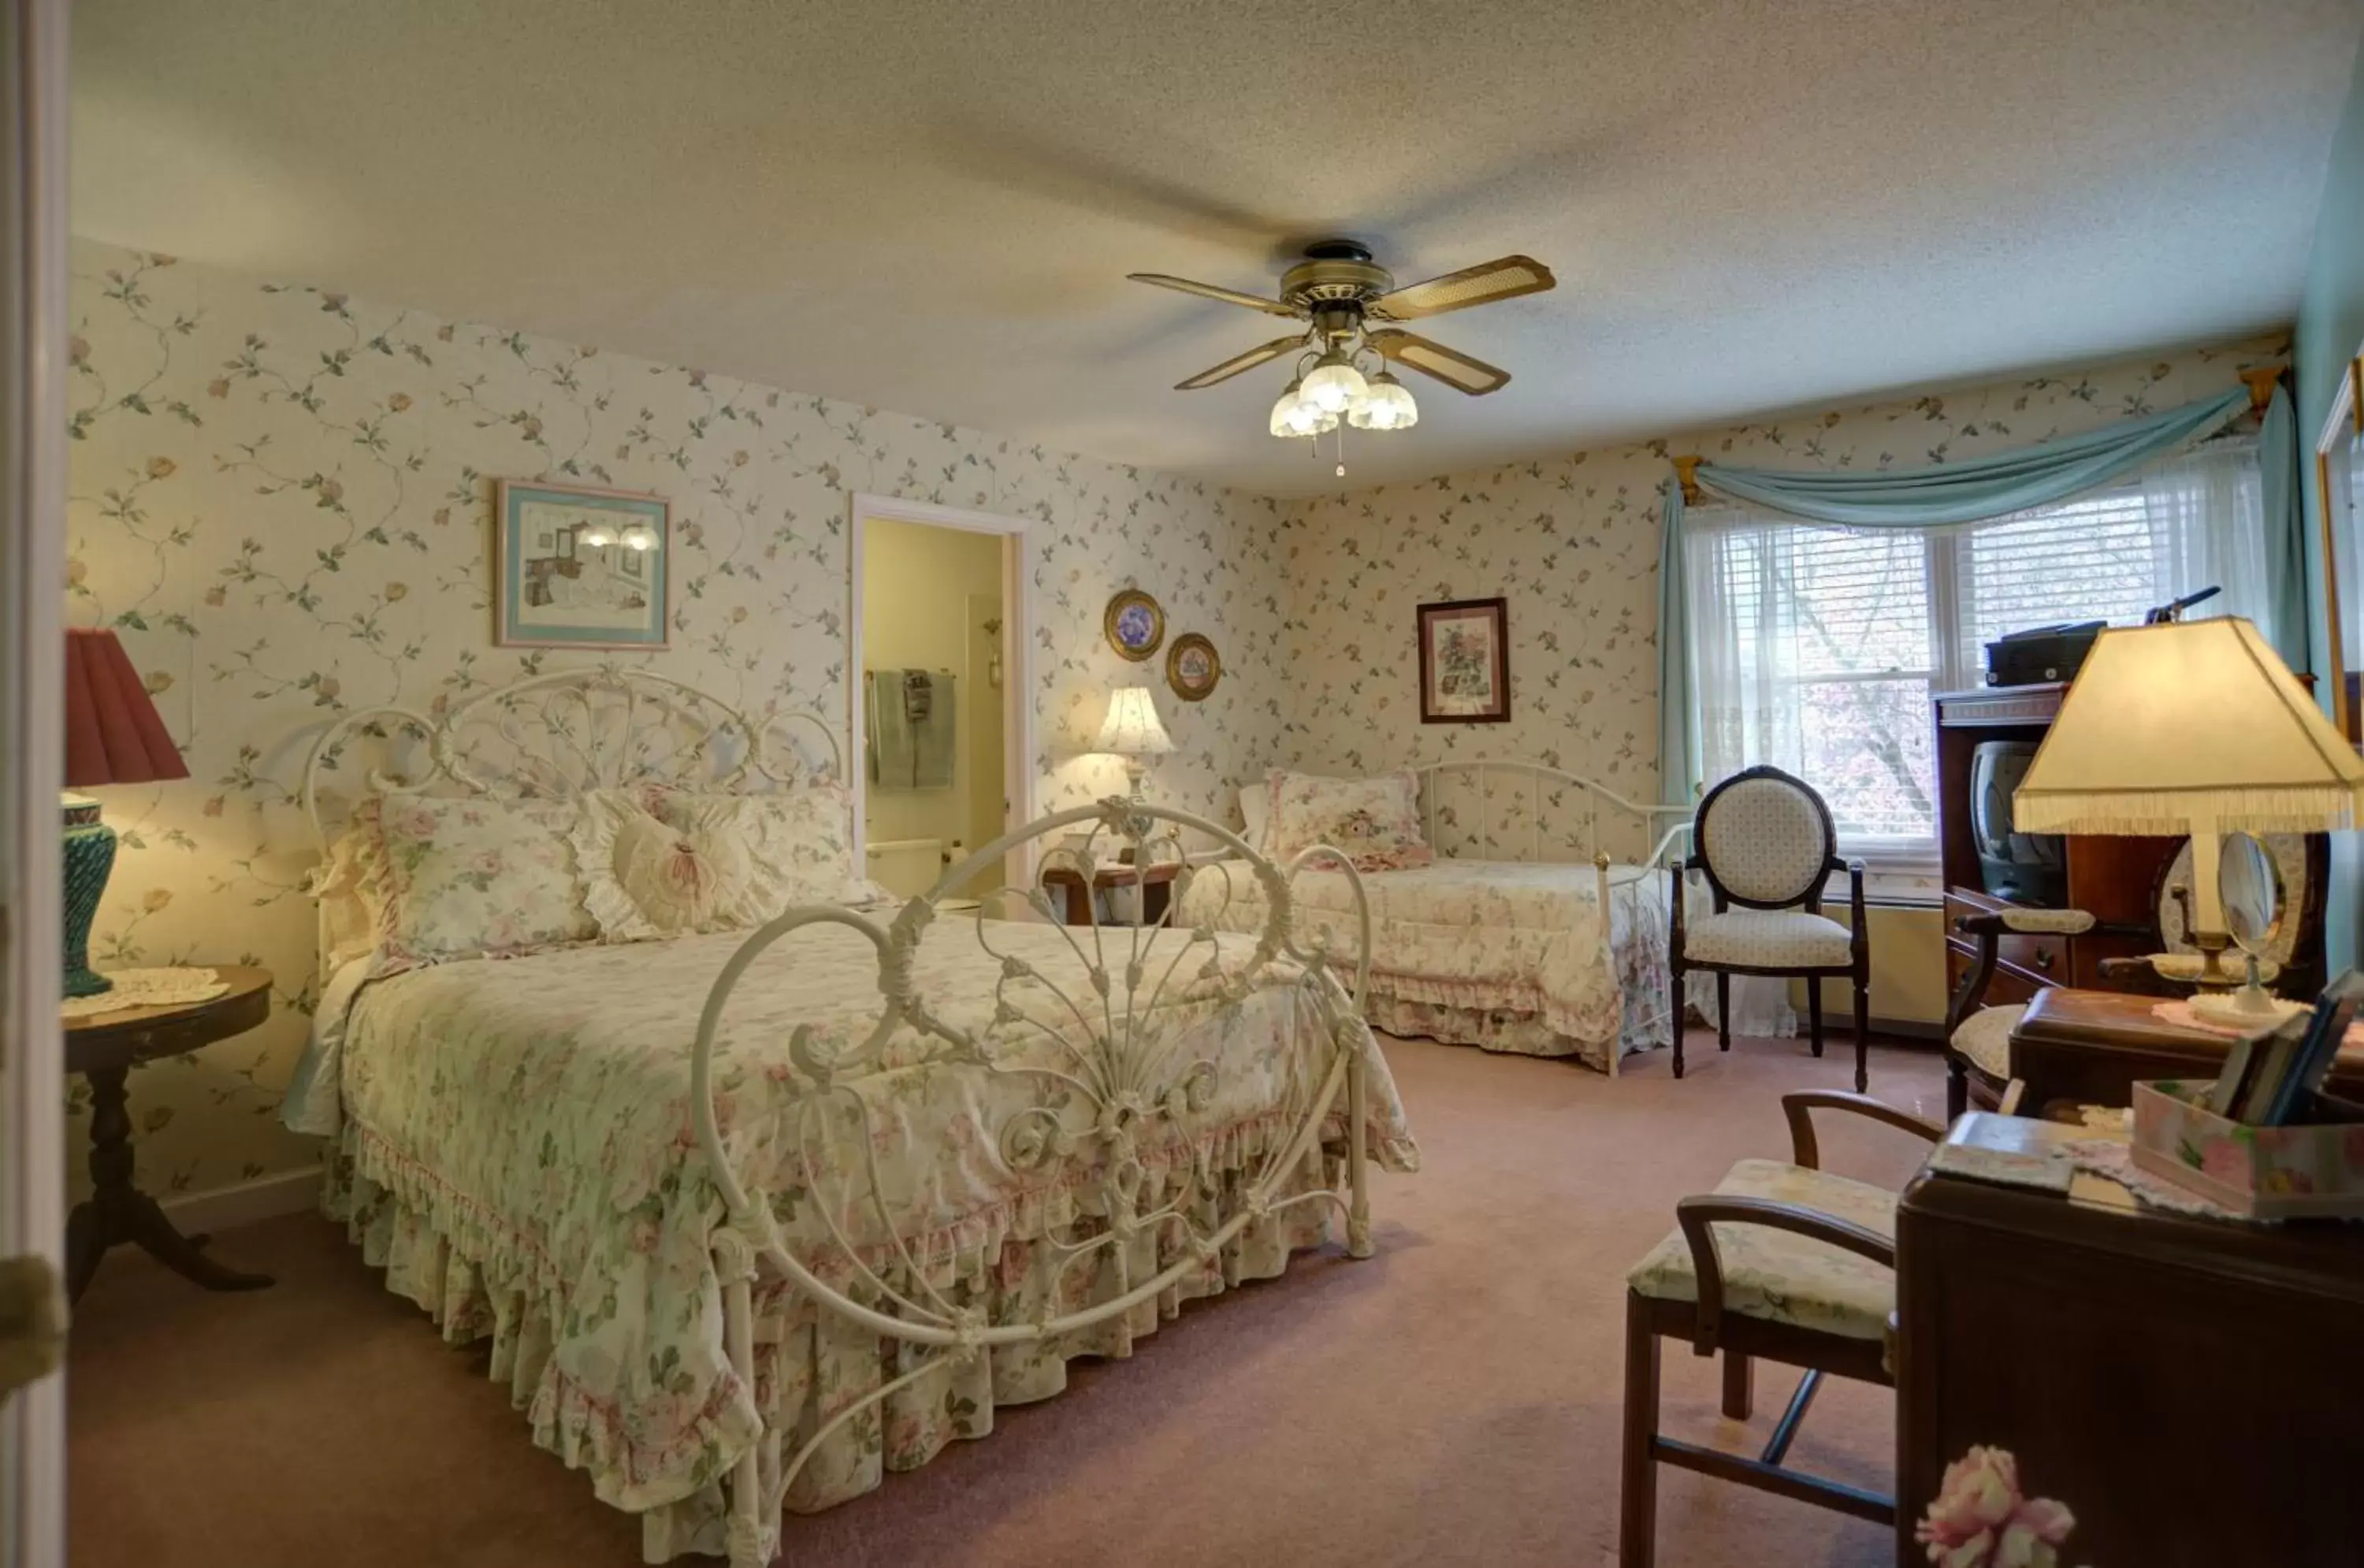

1970,740,2066,906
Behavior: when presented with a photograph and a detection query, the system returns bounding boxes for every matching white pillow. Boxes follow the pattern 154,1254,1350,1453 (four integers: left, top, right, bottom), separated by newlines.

571,793,765,941
1236,782,1270,853
649,783,886,911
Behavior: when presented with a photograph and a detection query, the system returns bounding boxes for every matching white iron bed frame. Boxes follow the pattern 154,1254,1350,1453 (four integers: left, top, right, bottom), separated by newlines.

301,668,1383,1567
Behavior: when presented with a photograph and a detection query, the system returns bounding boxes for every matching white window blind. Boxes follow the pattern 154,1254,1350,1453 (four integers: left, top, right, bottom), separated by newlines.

1685,440,2270,872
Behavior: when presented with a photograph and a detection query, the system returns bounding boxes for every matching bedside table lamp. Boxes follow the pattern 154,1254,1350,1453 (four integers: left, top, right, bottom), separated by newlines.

1095,685,1174,803
2012,618,2364,1001
62,628,188,998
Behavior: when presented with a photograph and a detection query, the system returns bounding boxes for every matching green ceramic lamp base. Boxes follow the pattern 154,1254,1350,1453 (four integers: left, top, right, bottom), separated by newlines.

63,793,117,1000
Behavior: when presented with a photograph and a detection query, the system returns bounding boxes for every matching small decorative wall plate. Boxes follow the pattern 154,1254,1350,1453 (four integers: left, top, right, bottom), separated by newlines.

1104,589,1165,662
1166,633,1220,701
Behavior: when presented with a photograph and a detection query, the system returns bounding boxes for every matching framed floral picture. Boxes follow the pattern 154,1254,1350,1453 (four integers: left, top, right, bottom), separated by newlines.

1417,596,1509,723
1166,633,1220,701
1104,588,1165,662
495,479,671,650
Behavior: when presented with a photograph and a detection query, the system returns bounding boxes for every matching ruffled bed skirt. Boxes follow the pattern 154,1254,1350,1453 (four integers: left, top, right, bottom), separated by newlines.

326,1122,1362,1563
1366,968,1671,1070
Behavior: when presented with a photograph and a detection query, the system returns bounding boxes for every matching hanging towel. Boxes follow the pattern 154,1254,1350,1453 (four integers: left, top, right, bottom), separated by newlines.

867,669,957,790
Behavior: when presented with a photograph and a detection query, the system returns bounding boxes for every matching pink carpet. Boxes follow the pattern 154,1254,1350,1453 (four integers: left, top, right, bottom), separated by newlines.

66,1032,1946,1567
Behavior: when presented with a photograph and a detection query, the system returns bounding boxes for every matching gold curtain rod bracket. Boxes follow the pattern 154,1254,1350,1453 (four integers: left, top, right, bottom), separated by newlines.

1671,455,1703,506
2239,364,2288,414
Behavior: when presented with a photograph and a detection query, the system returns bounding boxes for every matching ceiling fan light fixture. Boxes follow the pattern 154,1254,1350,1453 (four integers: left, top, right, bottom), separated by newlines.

1269,380,1314,439
1299,351,1368,415
1347,370,1418,431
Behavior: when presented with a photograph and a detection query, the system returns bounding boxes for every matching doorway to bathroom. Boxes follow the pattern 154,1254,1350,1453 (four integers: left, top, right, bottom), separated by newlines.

847,495,1033,902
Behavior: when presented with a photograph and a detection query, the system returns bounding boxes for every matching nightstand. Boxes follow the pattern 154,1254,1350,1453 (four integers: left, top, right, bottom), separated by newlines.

1037,860,1181,927
63,965,276,1302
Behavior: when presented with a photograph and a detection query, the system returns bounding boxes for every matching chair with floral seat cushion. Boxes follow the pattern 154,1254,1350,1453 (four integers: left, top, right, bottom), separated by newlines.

1619,1091,1945,1567
1668,765,1872,1091
1940,906,2096,1120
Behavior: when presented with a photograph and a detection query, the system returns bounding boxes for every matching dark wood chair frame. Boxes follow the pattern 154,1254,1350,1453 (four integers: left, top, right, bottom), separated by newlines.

1619,1091,1944,1568
1941,910,2023,1122
1667,765,1872,1092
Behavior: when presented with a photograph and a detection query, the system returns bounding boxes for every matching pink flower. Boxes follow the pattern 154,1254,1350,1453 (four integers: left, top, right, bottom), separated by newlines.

1916,1447,2076,1568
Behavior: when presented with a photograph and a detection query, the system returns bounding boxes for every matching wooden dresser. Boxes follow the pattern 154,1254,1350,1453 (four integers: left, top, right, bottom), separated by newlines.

1935,683,2177,1004
1896,1117,2364,1566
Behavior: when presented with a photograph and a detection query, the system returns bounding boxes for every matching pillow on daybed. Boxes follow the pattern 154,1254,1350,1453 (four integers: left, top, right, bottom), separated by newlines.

1263,768,1432,872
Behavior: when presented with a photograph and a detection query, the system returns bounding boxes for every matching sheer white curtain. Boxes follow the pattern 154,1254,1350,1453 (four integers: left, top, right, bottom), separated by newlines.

1678,440,2271,1039
2141,442,2273,632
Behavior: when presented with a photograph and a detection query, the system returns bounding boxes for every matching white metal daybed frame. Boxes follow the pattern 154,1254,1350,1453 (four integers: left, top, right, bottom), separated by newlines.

302,667,1383,1567
1351,757,1692,1076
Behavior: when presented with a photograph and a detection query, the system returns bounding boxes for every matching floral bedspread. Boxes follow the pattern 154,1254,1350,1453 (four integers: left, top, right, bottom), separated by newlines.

296,916,1415,1556
1175,857,1672,1068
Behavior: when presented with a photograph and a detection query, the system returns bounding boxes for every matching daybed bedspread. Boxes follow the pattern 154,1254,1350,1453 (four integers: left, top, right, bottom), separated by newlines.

1176,857,1671,1068
284,916,1416,1561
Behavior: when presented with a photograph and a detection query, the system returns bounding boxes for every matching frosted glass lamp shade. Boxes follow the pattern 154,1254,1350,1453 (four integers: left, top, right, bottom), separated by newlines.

1347,372,1418,431
1095,686,1175,756
1299,355,1368,414
1270,381,1317,439
579,522,615,548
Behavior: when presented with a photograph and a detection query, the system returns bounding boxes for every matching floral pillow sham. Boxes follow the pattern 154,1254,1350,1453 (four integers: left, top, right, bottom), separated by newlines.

362,794,599,972
1263,768,1433,872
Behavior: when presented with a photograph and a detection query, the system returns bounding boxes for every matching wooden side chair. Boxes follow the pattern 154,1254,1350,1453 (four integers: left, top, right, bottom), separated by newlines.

1667,765,1872,1091
1940,907,2095,1120
1619,1090,1944,1566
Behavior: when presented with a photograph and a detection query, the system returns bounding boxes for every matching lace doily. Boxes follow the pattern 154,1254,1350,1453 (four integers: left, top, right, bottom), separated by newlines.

61,966,230,1018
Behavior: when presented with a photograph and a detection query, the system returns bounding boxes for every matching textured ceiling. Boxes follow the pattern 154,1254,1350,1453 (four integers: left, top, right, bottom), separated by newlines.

69,0,2364,496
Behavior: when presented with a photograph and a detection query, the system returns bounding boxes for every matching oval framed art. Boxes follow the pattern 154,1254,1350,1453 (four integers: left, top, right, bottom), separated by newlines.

1104,589,1165,662
1166,633,1220,701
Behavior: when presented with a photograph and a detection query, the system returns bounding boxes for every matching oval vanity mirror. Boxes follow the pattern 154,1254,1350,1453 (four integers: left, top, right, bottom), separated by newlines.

2220,830,2281,958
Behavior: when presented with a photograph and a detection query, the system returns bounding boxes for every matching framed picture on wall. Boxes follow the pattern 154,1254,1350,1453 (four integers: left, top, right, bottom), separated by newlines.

1416,596,1509,723
495,478,672,650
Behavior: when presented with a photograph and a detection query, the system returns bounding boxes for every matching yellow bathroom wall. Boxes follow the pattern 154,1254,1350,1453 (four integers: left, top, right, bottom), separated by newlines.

861,517,1006,890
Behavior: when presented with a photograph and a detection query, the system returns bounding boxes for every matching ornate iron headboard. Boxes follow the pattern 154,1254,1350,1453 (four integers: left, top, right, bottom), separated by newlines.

299,666,842,850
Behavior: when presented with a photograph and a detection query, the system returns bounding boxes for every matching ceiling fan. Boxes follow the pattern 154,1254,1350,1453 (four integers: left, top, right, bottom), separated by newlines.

1128,240,1556,454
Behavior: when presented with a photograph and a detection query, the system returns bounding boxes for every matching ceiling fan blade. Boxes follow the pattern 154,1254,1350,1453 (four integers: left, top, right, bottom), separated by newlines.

1128,273,1301,319
1369,329,1512,396
1174,334,1309,392
1369,255,1556,322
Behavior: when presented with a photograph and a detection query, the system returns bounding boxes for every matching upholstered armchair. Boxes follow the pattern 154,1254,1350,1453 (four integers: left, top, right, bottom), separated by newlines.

1941,906,2096,1120
1667,766,1872,1092
1619,1090,1945,1566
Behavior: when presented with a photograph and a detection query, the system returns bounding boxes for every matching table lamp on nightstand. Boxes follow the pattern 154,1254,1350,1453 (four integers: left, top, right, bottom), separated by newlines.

61,628,188,999
1095,685,1175,804
2012,617,2364,1020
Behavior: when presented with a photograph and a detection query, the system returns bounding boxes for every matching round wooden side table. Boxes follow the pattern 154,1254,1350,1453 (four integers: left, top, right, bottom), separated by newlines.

62,965,276,1303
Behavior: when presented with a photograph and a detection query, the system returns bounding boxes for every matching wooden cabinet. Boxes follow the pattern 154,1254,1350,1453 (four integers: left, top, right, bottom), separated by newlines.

1896,1121,2364,1566
1935,683,2177,1001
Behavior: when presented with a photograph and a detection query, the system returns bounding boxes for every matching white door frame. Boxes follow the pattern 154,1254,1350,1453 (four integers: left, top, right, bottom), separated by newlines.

847,493,1035,892
2,1,70,1564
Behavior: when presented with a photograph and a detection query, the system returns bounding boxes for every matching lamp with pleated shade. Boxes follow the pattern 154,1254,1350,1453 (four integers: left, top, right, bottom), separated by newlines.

1095,685,1175,803
2012,617,2364,994
62,629,188,998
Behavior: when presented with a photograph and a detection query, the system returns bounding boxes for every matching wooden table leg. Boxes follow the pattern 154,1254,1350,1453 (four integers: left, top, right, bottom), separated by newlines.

66,1065,273,1302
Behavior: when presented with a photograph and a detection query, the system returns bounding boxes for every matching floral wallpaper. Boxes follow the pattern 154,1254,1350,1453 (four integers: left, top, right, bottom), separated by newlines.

64,229,2287,1201
64,238,1290,1198
1278,333,2288,865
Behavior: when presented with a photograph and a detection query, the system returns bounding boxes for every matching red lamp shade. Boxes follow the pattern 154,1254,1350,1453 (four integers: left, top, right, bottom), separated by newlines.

64,628,188,788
